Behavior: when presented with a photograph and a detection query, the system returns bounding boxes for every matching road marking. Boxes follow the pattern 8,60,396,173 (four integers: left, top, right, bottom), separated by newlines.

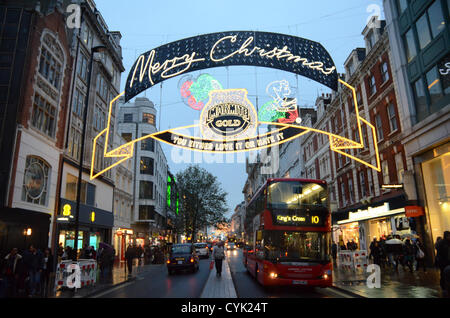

91,281,135,298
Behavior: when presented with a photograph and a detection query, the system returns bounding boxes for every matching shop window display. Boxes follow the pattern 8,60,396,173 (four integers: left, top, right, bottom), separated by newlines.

422,150,450,244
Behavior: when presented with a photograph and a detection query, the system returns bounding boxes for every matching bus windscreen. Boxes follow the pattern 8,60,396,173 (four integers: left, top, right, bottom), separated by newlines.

263,231,330,262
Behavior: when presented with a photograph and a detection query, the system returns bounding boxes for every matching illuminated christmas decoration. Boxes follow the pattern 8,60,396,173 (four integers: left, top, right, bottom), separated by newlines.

258,80,301,124
178,74,223,110
125,31,338,102
90,31,381,181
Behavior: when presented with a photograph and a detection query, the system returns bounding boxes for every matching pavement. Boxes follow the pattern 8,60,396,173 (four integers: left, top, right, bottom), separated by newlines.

52,252,447,298
332,261,446,298
200,260,237,298
53,259,158,298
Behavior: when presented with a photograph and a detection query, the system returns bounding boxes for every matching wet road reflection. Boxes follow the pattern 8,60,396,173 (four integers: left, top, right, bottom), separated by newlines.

97,258,212,298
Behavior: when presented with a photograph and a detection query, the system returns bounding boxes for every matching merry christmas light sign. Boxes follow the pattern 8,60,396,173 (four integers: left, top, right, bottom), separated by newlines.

90,31,381,180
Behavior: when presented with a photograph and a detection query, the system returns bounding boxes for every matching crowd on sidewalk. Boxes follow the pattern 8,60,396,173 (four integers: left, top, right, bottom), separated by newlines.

0,245,54,298
332,230,450,296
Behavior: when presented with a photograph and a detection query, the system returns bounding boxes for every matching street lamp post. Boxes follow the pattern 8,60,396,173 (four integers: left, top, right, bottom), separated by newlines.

73,45,107,261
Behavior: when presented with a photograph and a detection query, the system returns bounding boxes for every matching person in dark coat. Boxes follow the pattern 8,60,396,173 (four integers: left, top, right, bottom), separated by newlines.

2,248,23,298
437,231,450,294
125,243,136,276
414,239,426,272
41,248,53,297
22,245,44,297
403,239,415,272
331,243,337,263
370,242,383,266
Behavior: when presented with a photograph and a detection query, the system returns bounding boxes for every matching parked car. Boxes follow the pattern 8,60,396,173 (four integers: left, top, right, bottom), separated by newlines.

226,242,236,250
194,243,210,259
167,243,199,275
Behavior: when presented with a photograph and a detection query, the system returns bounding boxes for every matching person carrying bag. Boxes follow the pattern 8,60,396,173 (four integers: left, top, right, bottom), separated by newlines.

212,242,225,277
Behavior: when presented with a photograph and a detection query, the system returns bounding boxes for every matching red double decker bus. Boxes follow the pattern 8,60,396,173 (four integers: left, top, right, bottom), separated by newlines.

243,178,332,287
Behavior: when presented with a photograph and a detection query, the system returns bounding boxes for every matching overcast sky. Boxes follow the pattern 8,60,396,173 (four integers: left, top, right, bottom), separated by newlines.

95,0,384,218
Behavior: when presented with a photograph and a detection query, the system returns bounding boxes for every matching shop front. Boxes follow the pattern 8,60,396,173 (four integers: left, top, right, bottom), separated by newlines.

337,202,415,251
56,199,113,255
418,142,450,250
113,228,133,261
0,208,51,256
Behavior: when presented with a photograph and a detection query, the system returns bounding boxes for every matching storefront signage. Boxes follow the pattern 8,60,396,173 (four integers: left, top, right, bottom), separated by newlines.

90,31,382,181
405,206,425,218
338,203,409,225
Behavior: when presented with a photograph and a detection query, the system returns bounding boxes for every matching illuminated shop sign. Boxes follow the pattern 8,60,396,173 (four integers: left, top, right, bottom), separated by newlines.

90,31,382,180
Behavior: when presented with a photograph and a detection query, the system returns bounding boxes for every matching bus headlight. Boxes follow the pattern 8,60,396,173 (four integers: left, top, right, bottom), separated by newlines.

269,272,278,279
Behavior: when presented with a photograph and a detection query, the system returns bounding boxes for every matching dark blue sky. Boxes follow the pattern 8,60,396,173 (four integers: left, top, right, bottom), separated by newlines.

96,0,384,218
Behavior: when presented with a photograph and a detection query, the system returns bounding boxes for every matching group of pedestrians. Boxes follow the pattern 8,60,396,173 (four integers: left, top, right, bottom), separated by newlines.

0,245,54,298
368,235,426,272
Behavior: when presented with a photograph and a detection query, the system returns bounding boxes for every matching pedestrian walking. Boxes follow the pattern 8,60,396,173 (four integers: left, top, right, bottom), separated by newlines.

435,236,443,268
369,238,377,261
370,241,383,266
41,248,53,297
403,239,415,272
436,231,450,295
2,248,23,298
414,239,426,272
125,243,136,276
137,245,143,266
331,243,337,263
22,245,44,297
213,241,225,277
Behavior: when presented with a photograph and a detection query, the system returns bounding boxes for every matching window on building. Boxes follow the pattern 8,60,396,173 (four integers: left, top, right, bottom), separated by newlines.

31,93,56,138
426,66,444,106
22,156,50,206
387,103,398,132
72,88,85,117
413,78,428,120
93,105,106,131
397,0,408,14
39,46,62,89
139,181,154,199
142,113,155,125
395,153,405,184
382,161,390,185
428,0,446,38
139,205,155,220
368,170,374,196
348,178,354,204
416,13,432,50
340,182,347,207
141,133,155,151
68,127,81,161
404,28,417,63
368,75,376,96
96,74,108,100
381,62,389,83
123,113,133,123
375,114,384,141
140,157,154,175
359,171,367,198
122,133,132,143
77,53,88,82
